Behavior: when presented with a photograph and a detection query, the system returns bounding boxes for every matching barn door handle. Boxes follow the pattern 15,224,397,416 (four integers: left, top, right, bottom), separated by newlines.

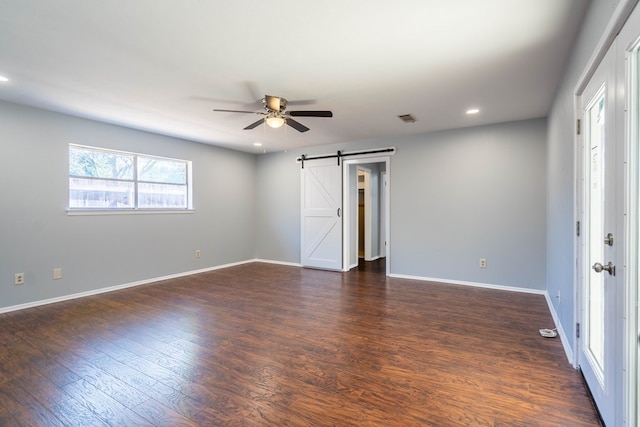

337,208,341,217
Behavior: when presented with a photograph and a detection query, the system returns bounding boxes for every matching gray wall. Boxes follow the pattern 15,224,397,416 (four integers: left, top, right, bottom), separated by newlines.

391,119,546,289
256,118,547,290
0,100,256,311
546,0,619,355
254,150,301,263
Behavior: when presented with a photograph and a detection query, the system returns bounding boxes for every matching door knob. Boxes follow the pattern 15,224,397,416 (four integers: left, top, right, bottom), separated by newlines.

592,262,616,276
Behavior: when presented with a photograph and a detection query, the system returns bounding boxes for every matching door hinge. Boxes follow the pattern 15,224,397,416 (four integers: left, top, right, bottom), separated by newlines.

576,119,581,135
576,322,581,338
576,220,580,237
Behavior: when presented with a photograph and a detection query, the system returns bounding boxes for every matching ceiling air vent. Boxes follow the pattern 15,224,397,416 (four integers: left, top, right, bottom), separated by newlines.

398,114,416,123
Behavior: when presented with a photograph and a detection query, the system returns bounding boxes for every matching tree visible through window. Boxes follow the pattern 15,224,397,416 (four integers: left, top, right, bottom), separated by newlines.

69,144,191,210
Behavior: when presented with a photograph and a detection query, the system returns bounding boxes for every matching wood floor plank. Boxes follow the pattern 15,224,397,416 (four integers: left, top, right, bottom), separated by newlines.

0,260,601,426
62,379,154,426
0,381,66,427
50,397,110,427
131,396,200,427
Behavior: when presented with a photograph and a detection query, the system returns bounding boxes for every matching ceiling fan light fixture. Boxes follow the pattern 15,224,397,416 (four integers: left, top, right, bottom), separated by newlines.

266,115,285,128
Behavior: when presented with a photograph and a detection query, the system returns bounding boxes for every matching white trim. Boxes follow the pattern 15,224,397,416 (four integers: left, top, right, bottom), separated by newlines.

357,166,373,261
342,155,391,276
0,259,255,314
67,209,195,216
254,258,303,267
620,7,640,425
545,291,575,364
389,273,545,295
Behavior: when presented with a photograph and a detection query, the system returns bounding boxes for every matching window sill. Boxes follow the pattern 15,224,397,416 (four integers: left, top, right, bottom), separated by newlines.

67,209,195,216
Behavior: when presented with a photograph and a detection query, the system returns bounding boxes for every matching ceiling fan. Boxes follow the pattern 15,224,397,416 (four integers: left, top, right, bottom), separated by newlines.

213,95,332,133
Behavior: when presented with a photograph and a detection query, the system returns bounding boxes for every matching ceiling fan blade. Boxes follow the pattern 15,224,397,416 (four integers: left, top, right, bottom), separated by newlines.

244,119,265,130
265,95,283,112
288,110,333,118
286,118,310,133
214,109,263,114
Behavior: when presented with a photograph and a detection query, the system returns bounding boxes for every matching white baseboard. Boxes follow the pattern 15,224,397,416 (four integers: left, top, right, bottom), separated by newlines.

254,258,303,267
389,273,546,295
0,259,257,315
544,291,575,366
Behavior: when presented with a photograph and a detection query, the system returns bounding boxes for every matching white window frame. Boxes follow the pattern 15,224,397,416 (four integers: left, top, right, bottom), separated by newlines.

67,144,194,215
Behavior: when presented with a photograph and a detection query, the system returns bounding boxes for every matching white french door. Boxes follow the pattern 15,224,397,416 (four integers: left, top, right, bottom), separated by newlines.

300,158,343,270
578,44,623,426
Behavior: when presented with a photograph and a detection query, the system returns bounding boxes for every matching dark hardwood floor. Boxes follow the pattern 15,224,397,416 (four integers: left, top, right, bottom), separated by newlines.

0,260,600,426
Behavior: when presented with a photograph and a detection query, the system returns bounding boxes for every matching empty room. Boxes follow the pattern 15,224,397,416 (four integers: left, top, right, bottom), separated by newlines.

1,1,639,425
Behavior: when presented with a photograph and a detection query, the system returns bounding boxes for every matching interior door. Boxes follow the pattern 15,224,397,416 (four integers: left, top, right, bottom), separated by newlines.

579,45,623,426
301,158,342,270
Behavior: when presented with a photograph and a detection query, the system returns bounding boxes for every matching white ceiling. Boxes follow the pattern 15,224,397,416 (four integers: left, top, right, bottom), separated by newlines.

0,0,589,153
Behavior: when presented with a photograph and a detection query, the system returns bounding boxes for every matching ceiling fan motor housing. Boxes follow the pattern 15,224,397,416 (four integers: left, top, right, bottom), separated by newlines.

264,95,287,112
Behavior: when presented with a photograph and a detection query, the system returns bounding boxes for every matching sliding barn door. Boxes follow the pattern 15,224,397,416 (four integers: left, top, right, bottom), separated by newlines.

301,158,342,270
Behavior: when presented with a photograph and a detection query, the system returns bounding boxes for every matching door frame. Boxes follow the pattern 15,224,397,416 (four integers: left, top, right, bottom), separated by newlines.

619,8,640,423
357,166,373,261
343,156,391,276
573,1,640,425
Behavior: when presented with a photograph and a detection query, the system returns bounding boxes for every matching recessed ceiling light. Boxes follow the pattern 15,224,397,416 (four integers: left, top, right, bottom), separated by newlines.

253,142,262,147
0,75,9,82
466,108,480,115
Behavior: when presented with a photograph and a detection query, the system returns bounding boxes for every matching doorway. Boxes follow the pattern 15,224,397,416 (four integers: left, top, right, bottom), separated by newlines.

343,156,390,275
357,167,372,261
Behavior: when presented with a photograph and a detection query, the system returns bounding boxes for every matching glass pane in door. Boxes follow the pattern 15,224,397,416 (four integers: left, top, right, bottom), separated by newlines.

586,90,606,380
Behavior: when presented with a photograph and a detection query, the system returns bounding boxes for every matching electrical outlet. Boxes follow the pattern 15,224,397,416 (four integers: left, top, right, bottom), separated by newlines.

195,250,201,258
479,258,487,268
53,268,62,280
14,273,25,285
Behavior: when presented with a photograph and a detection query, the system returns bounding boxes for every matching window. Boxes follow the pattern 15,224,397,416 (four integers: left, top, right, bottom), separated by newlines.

69,144,192,211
